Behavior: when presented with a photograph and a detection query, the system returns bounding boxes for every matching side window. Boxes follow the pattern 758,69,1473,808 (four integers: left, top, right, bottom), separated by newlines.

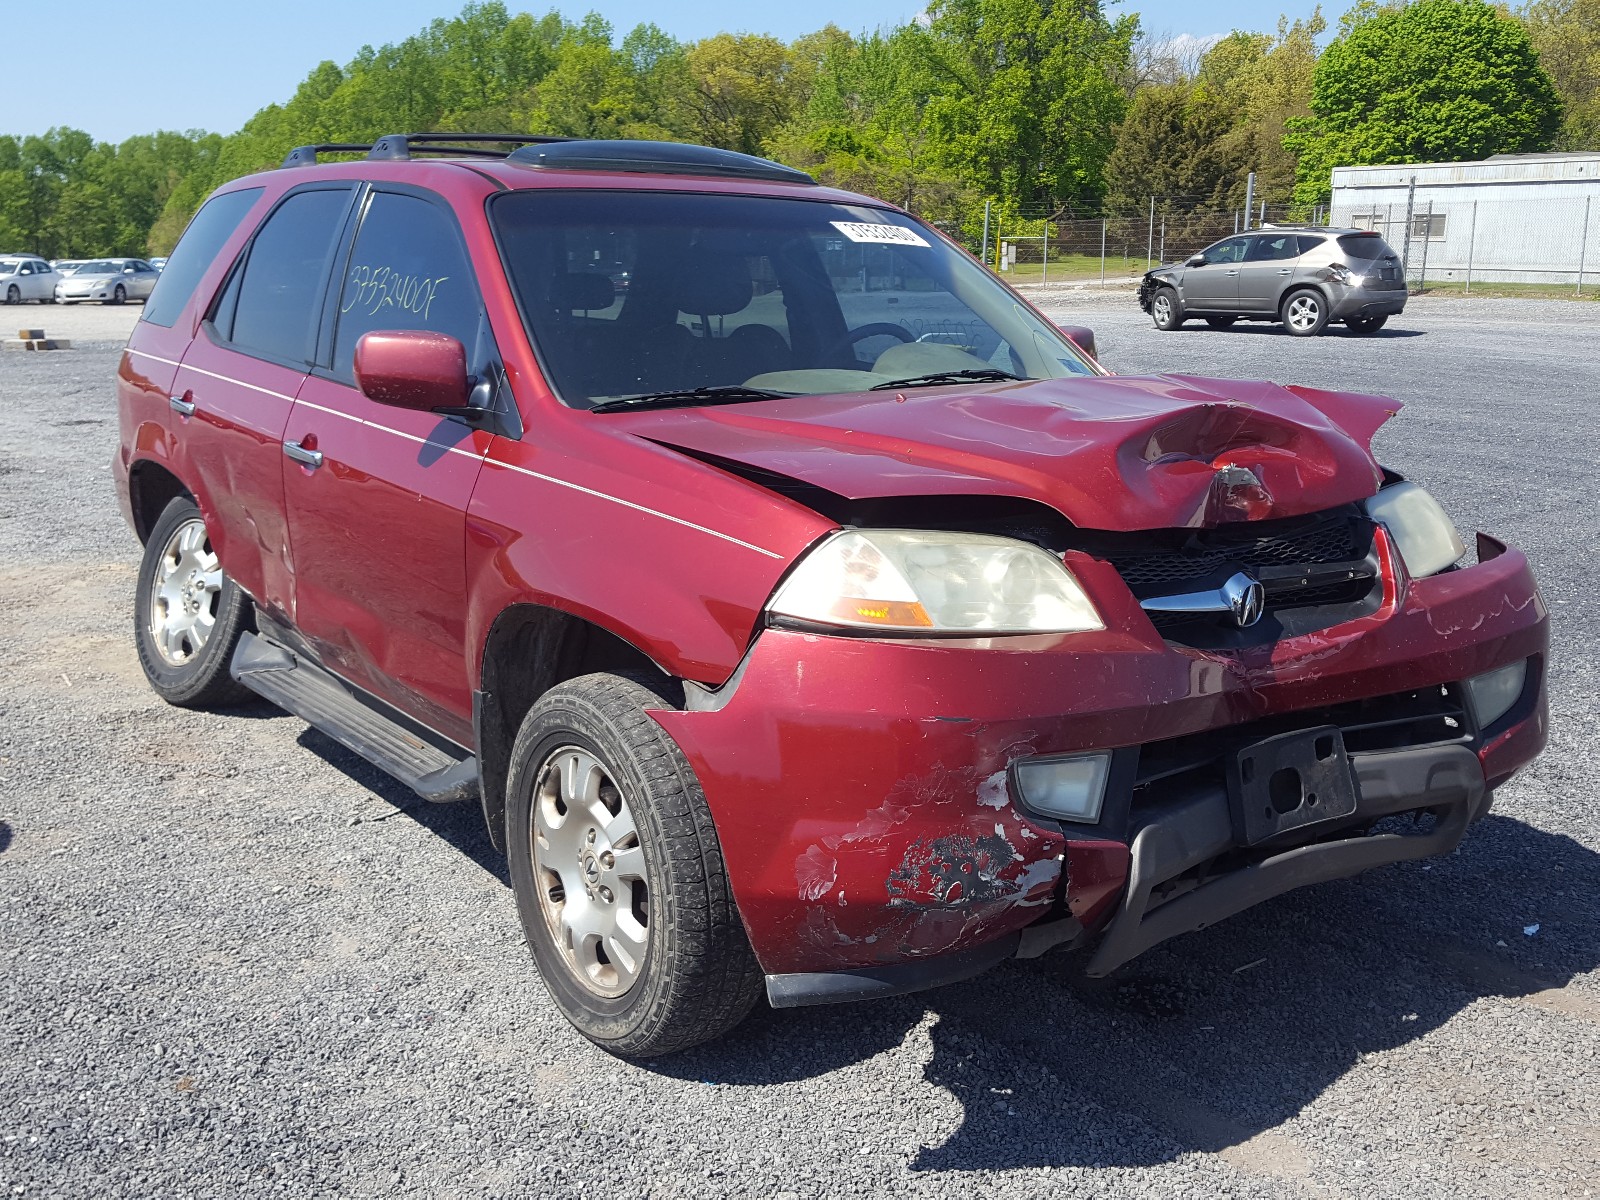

331,190,478,380
1245,234,1299,262
1205,237,1250,265
19,262,34,275
143,187,264,328
225,188,351,365
1296,235,1327,256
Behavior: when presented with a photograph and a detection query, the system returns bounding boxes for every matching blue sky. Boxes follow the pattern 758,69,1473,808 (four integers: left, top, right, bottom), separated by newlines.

4,0,1321,143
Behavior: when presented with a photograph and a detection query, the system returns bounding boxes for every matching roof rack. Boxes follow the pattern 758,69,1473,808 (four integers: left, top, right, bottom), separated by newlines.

365,132,573,161
280,143,374,167
281,133,573,168
507,139,816,185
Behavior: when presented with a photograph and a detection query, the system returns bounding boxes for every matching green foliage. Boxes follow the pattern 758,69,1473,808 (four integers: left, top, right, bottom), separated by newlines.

1288,0,1564,204
1520,0,1600,148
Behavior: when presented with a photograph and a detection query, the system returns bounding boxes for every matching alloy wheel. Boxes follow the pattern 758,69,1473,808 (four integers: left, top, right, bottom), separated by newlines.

1286,295,1321,331
147,517,223,666
532,745,650,998
1152,293,1172,324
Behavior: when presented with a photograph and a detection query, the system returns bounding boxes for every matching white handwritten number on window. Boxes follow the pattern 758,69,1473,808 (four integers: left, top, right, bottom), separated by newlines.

342,265,449,321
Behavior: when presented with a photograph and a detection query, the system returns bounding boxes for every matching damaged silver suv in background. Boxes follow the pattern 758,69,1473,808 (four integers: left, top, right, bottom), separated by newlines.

1138,228,1407,337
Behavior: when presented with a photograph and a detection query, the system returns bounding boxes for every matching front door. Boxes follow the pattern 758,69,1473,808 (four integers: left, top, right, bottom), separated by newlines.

1237,232,1306,313
282,186,497,745
1180,235,1250,311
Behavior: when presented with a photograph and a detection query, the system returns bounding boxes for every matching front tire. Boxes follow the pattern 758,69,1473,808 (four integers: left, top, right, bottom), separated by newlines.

1150,287,1184,331
506,673,763,1058
4,284,18,305
1281,288,1329,336
134,497,254,708
111,284,127,306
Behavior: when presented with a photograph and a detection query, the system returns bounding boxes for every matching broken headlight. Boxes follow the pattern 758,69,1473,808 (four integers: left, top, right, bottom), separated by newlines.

1362,481,1465,579
767,529,1104,635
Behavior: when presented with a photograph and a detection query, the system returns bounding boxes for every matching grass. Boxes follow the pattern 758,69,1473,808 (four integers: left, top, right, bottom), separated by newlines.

992,253,1151,284
1412,279,1599,300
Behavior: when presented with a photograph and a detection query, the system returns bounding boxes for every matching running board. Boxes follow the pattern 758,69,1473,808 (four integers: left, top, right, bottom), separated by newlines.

230,632,478,803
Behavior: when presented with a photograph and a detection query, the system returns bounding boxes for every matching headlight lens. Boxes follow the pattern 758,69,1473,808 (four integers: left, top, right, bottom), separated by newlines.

767,529,1104,634
1363,481,1465,579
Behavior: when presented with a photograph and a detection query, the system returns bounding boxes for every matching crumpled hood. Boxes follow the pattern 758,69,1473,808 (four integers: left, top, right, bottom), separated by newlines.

613,374,1400,531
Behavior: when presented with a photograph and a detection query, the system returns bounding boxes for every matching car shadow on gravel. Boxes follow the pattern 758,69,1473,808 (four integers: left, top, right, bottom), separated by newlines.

295,727,509,884
0,820,11,854
907,814,1600,1172
654,815,1598,1172
1175,324,1425,339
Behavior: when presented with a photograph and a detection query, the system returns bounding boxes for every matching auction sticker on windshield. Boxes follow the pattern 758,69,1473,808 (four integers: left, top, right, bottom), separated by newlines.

831,221,930,247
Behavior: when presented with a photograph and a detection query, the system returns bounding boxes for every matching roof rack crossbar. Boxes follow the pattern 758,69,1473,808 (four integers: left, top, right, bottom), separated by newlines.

366,132,573,161
281,143,375,168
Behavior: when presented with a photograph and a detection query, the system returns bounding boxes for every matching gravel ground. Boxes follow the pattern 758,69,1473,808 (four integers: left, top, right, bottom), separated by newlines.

2,295,1598,1198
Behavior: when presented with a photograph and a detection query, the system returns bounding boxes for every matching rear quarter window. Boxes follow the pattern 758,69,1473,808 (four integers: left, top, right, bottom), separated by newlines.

142,188,264,328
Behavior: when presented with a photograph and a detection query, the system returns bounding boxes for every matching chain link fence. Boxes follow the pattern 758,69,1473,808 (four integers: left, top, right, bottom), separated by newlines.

980,193,1596,294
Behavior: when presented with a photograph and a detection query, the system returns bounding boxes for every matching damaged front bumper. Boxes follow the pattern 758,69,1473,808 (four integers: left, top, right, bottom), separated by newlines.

650,535,1547,1006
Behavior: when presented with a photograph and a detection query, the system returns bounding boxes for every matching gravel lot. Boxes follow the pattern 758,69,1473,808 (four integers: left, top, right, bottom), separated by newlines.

3,295,1598,1198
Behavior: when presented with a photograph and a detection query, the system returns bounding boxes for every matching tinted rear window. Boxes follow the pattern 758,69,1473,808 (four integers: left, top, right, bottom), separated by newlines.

1337,234,1396,261
142,188,263,328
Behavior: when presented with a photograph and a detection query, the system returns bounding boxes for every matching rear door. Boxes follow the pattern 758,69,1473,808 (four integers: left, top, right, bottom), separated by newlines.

1180,236,1249,310
282,185,497,744
1237,232,1304,312
168,184,356,621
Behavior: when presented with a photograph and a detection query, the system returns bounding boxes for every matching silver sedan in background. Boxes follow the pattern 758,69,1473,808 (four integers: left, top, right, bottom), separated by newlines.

54,259,161,305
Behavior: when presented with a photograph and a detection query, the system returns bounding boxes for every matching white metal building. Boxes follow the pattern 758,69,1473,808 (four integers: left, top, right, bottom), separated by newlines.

1328,152,1600,286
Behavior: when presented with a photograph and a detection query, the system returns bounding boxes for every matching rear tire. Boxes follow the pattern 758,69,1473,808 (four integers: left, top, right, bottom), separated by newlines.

133,497,254,709
506,672,763,1058
1204,316,1238,329
1345,314,1388,333
111,284,127,306
1281,288,1329,337
1150,287,1184,331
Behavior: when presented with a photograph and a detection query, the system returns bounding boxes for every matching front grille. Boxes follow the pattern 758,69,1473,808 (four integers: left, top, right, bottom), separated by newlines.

1106,515,1361,593
1070,510,1381,643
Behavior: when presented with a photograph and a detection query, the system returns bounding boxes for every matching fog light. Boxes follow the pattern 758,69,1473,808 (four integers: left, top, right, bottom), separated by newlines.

1465,659,1528,729
1013,753,1111,823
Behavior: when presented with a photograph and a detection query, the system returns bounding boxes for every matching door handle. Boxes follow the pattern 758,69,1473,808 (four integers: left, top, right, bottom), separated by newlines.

1278,268,1293,275
283,440,323,469
169,393,196,416
1225,269,1239,276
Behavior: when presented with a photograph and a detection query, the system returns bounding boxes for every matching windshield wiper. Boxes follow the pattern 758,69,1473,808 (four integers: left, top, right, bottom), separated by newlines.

869,368,1026,391
588,385,793,414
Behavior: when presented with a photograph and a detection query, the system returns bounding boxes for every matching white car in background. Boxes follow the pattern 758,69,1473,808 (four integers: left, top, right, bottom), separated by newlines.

0,256,63,304
54,258,161,305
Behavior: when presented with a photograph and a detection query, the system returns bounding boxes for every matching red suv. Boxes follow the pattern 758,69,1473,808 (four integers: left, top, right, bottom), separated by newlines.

114,134,1548,1057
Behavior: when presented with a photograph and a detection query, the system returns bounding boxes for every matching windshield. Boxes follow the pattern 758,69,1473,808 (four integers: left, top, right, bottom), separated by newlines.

491,190,1094,408
0,262,16,275
76,261,119,274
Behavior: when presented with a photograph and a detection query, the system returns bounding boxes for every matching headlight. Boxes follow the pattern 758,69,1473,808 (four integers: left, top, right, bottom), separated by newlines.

1362,481,1465,578
767,529,1104,634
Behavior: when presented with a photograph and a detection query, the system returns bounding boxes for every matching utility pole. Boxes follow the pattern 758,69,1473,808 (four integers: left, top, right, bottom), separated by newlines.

1146,196,1155,270
1577,196,1592,297
1100,218,1107,285
1400,176,1416,287
1243,172,1256,231
1041,217,1049,283
1466,201,1478,295
980,200,991,271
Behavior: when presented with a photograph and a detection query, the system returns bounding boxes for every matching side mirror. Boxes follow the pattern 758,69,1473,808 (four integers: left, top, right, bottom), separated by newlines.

353,330,470,412
1186,253,1206,267
1058,324,1098,360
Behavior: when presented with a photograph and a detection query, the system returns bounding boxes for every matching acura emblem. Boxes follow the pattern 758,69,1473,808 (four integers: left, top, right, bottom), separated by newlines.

1222,571,1267,628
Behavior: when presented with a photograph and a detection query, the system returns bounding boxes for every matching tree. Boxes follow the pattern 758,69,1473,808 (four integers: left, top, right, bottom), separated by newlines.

913,0,1139,213
1520,0,1600,147
1287,0,1563,204
1102,82,1247,210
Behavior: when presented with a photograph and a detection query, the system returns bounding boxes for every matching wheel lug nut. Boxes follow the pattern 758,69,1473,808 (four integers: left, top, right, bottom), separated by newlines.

600,851,614,869
599,886,613,903
586,828,596,844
